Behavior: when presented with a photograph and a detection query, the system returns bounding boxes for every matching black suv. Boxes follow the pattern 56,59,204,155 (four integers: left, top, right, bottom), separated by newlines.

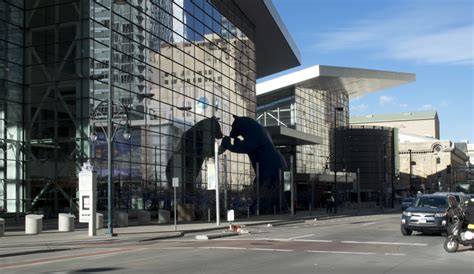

400,194,452,235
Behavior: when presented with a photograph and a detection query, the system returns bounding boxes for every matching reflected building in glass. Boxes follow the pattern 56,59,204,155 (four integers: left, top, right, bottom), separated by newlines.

0,0,300,218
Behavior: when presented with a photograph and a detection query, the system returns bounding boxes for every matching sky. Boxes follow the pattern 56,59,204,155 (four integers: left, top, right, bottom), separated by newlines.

260,0,473,143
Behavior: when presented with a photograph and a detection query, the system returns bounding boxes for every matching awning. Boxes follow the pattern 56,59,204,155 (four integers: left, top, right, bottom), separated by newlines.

257,65,416,98
266,126,323,146
318,172,356,184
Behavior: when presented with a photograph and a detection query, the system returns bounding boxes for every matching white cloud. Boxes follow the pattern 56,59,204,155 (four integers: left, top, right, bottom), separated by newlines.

313,2,473,65
379,95,394,105
418,104,435,111
399,103,408,108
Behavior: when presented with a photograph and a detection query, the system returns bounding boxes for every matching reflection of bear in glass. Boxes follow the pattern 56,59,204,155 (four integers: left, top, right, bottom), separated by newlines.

166,116,223,199
221,115,287,213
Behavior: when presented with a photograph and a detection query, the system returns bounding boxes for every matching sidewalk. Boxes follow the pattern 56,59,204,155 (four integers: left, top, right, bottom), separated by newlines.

0,206,399,247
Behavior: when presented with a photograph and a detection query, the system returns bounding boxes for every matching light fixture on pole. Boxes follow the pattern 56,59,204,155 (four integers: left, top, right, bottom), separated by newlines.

89,99,131,237
333,107,343,214
102,0,127,237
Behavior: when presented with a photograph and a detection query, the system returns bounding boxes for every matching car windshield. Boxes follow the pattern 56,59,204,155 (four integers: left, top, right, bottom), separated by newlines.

413,196,448,208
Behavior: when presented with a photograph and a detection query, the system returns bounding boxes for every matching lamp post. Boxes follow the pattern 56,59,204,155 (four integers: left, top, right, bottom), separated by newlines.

89,0,128,237
408,149,413,196
90,99,131,237
333,107,343,214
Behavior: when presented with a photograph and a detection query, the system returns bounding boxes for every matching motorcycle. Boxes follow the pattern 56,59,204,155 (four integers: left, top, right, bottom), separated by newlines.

443,197,474,253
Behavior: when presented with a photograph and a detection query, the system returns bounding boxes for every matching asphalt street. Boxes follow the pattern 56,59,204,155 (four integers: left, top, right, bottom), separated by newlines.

1,213,473,273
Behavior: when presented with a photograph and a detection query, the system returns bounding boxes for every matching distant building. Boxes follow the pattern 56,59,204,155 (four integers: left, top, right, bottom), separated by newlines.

399,141,469,194
342,126,398,207
257,65,415,208
351,111,440,139
458,141,474,166
351,112,470,195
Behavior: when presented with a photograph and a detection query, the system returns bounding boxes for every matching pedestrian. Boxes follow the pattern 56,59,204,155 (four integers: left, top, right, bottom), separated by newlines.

330,195,335,214
326,195,334,214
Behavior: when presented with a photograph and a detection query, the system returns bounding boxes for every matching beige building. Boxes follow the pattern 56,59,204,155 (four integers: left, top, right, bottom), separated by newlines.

351,111,440,139
350,111,471,195
398,141,469,193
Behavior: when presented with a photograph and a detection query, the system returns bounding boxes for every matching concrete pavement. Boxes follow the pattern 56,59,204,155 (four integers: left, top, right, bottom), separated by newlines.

0,206,400,247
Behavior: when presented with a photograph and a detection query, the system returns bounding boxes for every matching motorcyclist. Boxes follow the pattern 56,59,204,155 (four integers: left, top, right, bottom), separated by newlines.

446,195,463,237
463,198,474,225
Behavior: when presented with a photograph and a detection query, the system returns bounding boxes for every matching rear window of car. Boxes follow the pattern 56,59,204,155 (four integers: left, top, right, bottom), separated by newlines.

413,196,448,208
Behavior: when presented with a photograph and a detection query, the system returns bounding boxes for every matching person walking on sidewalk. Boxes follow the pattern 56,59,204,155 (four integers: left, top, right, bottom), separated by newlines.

326,195,335,214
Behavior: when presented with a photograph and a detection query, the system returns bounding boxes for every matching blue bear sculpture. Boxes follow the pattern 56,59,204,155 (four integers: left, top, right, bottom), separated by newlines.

221,115,287,213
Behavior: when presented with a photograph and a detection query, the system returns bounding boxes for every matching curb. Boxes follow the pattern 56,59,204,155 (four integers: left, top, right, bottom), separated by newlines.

0,231,184,248
195,231,238,240
265,219,306,227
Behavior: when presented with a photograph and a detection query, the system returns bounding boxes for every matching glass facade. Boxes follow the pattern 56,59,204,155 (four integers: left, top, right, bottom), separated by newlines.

344,126,395,205
0,1,25,213
1,0,258,218
257,86,349,176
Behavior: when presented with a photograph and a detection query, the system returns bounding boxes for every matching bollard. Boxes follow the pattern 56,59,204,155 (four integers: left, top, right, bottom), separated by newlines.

158,209,170,224
309,203,312,216
58,213,75,232
25,214,43,235
247,206,250,218
96,213,104,229
208,208,211,223
274,205,276,215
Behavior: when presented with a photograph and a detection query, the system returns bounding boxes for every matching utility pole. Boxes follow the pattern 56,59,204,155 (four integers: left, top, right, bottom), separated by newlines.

408,149,413,195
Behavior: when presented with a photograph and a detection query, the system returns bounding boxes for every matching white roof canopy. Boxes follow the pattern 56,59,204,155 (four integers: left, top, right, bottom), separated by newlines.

257,65,416,97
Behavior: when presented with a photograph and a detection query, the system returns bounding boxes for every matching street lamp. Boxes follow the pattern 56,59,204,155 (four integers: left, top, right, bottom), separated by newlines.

90,0,128,237
333,106,343,214
408,149,413,196
90,100,131,237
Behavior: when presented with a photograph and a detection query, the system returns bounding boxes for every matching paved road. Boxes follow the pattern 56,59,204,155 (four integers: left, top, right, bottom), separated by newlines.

1,213,473,273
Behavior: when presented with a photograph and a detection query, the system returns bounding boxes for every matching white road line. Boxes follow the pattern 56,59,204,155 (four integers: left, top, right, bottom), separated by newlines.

197,247,247,250
361,222,376,226
384,253,406,256
288,234,315,240
293,239,333,243
249,248,293,252
306,250,375,255
156,247,194,250
253,238,332,243
341,241,427,246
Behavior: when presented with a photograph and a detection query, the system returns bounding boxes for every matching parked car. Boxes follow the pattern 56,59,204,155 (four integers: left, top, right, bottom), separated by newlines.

400,194,454,236
401,197,415,211
433,192,469,208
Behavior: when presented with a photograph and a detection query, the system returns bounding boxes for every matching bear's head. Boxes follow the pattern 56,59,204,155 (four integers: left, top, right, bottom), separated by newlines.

195,116,223,140
229,115,255,140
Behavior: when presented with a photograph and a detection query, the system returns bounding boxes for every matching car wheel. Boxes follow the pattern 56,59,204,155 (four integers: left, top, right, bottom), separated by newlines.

401,225,412,236
443,238,459,253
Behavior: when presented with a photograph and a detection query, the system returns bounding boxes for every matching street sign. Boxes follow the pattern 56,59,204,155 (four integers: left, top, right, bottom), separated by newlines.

227,210,234,222
79,168,96,223
78,162,97,236
172,177,179,188
207,161,216,190
283,171,291,192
